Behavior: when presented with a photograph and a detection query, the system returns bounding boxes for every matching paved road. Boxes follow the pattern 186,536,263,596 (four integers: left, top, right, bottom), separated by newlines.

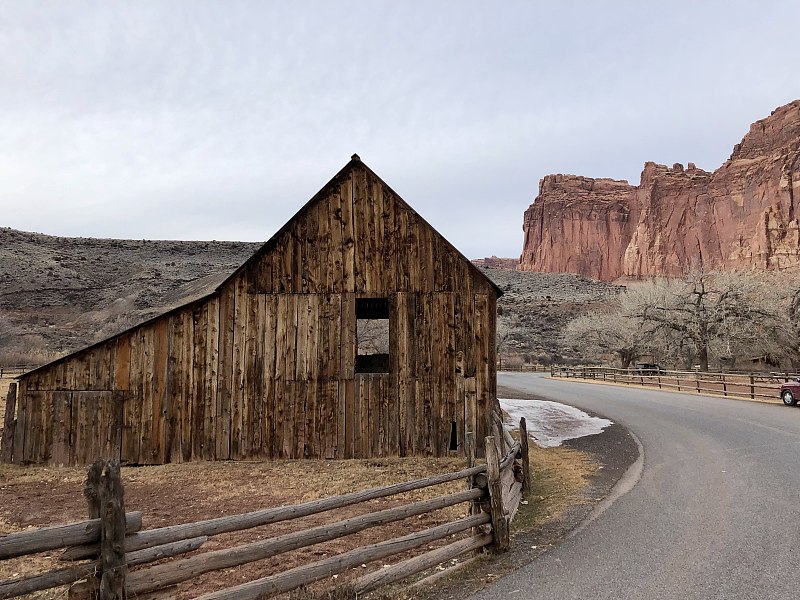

470,373,800,600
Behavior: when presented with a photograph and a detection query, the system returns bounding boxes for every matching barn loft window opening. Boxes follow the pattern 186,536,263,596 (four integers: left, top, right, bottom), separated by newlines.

355,298,390,373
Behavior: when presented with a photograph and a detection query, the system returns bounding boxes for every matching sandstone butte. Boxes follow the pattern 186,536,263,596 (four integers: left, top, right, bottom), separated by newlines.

519,99,800,281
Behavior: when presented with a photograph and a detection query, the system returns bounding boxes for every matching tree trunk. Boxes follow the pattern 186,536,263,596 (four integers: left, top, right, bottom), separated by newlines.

699,345,709,372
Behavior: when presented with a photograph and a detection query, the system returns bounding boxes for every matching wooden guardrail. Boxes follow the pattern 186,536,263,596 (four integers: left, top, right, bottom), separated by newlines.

498,364,551,373
551,366,794,401
0,367,34,379
0,420,532,599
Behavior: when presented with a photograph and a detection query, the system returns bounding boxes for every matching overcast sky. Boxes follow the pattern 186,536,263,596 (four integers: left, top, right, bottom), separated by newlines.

1,1,798,258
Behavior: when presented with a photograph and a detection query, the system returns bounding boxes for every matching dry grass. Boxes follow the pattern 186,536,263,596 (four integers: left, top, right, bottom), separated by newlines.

514,443,597,528
0,447,597,600
0,457,466,599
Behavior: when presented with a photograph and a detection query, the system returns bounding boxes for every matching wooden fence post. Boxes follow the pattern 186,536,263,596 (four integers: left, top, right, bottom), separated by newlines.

71,461,107,600
722,374,727,397
484,436,509,551
74,460,128,599
518,418,531,496
695,371,700,393
85,460,103,519
99,460,127,599
749,373,755,399
464,432,482,544
676,372,681,391
1,382,17,463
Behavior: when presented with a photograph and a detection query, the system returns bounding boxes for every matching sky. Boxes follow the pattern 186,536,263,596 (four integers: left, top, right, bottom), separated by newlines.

1,1,799,259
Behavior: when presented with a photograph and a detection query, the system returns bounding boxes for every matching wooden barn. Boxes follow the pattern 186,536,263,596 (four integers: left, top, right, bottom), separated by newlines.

2,155,502,466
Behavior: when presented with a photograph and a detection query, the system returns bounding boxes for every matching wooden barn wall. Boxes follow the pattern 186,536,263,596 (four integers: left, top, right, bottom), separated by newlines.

9,164,498,465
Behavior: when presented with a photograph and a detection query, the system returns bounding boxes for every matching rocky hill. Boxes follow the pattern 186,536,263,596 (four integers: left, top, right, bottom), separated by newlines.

0,228,259,364
480,266,621,365
0,228,615,366
520,99,800,280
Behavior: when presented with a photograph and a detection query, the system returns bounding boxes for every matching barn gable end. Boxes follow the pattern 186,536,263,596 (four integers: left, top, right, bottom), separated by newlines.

5,156,501,465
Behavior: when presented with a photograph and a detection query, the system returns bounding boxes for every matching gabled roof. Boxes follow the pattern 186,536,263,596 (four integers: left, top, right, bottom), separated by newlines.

21,155,501,379
219,153,503,297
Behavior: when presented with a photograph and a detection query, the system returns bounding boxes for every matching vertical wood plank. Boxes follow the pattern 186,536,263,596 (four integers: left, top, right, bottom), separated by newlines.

304,380,316,457
50,391,71,465
181,310,195,462
321,379,337,459
342,378,355,459
113,335,131,391
356,375,367,457
204,297,220,460
150,318,169,465
327,185,345,293
136,326,154,465
352,167,367,292
165,315,182,463
264,295,278,458
294,380,306,459
191,305,207,460
216,284,235,460
340,294,356,380
340,173,356,293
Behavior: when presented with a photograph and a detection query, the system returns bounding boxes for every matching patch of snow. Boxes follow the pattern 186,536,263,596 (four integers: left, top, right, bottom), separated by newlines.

500,398,613,448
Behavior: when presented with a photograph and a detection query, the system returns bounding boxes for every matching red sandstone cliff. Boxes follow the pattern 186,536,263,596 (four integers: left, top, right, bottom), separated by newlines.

472,256,520,270
520,100,800,280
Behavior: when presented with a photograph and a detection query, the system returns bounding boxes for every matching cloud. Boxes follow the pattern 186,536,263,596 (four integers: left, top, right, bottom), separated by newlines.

1,0,798,258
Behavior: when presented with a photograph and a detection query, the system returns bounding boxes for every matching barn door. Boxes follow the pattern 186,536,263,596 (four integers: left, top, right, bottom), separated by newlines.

69,391,124,465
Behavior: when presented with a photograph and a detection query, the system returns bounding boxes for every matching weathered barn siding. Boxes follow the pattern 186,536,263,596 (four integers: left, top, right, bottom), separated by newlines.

6,158,500,465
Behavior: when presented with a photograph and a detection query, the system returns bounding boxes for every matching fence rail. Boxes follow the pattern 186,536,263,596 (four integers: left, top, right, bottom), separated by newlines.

498,364,551,373
551,366,793,401
0,419,532,599
0,366,36,379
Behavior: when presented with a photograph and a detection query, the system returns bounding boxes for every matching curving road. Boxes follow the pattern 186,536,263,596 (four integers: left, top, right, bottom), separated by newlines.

470,373,800,600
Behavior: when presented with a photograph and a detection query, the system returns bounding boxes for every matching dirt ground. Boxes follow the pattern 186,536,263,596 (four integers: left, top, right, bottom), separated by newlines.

0,445,596,599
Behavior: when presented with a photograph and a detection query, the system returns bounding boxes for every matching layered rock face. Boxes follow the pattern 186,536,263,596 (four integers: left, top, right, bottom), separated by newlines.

472,256,519,269
520,100,800,280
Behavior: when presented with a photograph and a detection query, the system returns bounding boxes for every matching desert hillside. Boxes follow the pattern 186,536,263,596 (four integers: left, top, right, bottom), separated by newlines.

0,228,615,367
0,227,259,364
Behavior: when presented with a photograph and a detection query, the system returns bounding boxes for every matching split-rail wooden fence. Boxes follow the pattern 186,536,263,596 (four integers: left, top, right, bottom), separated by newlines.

0,420,531,599
552,365,793,402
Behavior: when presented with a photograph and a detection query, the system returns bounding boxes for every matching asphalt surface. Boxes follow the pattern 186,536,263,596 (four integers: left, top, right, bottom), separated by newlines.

469,373,800,600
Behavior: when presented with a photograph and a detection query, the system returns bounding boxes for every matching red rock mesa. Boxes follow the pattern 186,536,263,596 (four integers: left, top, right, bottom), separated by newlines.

519,100,800,280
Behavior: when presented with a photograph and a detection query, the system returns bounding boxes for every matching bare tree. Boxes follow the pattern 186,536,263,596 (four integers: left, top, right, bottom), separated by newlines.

357,318,389,355
565,268,786,371
563,297,655,368
633,269,784,371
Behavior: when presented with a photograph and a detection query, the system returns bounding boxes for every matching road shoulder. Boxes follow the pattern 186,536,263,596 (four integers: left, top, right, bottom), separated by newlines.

401,385,640,600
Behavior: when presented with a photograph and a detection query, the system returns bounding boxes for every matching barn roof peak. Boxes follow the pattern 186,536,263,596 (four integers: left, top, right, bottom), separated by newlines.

351,153,361,161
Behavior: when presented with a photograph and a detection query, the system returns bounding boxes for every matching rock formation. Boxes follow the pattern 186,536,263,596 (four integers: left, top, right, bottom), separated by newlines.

472,256,519,270
519,99,800,280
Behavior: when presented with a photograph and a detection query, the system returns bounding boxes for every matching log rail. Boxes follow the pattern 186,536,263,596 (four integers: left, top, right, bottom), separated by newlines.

0,420,532,599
